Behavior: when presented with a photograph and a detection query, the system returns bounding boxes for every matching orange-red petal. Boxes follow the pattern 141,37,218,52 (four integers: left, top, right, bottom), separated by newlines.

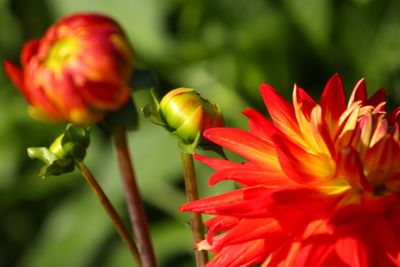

320,73,346,137
242,107,279,139
194,154,245,171
208,167,290,187
3,61,30,101
348,78,367,107
204,128,280,168
260,83,301,138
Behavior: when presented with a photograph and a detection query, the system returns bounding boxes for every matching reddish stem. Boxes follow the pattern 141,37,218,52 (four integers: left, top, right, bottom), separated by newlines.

112,127,158,267
77,162,142,266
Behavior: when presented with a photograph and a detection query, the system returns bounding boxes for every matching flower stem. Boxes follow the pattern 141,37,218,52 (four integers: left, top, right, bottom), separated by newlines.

180,151,208,266
76,162,142,266
112,127,158,267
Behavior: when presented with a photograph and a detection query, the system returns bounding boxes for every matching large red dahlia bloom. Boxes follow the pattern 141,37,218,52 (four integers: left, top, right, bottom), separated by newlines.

180,74,400,267
3,13,133,124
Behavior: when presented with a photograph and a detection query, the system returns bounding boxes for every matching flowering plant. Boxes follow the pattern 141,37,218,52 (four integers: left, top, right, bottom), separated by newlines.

2,8,400,267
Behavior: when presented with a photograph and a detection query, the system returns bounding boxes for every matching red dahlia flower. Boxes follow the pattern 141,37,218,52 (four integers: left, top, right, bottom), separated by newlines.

180,74,400,267
3,13,133,124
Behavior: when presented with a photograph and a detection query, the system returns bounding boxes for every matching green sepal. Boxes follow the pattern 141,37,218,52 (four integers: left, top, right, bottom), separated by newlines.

178,132,227,157
178,132,201,154
27,147,58,165
62,125,90,162
102,97,139,131
27,125,91,179
142,103,167,127
141,89,171,128
38,158,75,178
27,147,74,178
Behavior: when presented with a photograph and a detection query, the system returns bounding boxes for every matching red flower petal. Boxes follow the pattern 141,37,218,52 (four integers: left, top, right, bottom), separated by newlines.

214,218,283,250
388,106,400,125
3,61,30,101
361,192,399,213
335,231,368,267
289,239,344,267
320,74,346,136
272,134,335,184
28,85,66,121
194,154,244,171
388,205,400,244
292,87,335,157
371,215,400,266
80,81,130,110
336,147,372,192
206,239,267,267
293,84,316,120
205,216,239,244
208,167,290,187
266,188,340,232
370,117,388,147
242,107,279,139
289,220,342,267
260,83,301,138
179,187,270,216
365,136,400,184
21,40,39,66
204,128,280,168
335,104,361,151
348,78,367,107
367,88,386,108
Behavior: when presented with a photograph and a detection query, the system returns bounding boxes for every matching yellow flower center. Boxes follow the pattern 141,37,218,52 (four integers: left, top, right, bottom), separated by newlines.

44,38,79,72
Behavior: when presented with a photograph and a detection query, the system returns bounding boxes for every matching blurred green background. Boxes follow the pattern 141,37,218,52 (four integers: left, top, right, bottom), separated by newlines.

1,0,400,266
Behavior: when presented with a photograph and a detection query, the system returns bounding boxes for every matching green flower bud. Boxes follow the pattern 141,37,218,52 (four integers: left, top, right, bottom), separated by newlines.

27,125,90,178
48,125,90,162
49,134,68,159
159,88,224,144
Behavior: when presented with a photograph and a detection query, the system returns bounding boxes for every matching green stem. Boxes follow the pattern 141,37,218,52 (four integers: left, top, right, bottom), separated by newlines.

76,162,142,266
112,127,158,267
180,151,208,267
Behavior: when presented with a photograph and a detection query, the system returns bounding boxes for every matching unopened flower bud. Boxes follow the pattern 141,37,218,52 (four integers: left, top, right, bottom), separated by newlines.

4,13,133,124
159,88,224,144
